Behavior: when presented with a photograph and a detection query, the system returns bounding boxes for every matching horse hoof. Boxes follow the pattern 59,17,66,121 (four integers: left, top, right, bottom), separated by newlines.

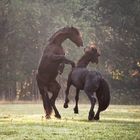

94,116,99,120
74,110,79,114
88,116,93,121
74,108,79,114
63,103,68,108
88,112,94,121
45,115,51,119
55,114,61,119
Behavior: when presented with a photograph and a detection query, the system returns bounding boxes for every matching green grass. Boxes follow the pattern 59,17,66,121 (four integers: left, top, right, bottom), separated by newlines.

0,103,140,140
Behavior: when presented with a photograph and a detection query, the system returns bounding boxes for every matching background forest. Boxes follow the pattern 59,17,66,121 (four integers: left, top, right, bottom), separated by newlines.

0,0,140,104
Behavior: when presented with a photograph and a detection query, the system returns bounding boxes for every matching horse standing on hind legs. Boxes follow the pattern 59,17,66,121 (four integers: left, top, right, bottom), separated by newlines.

36,27,83,119
63,46,110,120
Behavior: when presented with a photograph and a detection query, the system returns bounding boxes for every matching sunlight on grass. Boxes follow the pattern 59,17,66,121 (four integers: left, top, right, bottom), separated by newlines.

0,104,140,140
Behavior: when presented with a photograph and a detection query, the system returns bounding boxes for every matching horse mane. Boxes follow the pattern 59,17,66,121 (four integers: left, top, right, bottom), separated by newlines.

76,56,87,67
48,26,80,44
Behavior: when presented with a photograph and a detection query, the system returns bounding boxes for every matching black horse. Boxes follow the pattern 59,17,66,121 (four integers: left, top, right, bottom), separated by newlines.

63,47,110,120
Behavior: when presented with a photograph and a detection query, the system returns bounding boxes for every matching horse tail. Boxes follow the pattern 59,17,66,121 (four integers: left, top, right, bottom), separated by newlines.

96,78,110,112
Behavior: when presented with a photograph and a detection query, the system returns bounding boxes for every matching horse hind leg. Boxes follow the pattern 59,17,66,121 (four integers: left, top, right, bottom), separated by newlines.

94,109,100,120
94,79,110,120
40,87,52,119
36,79,52,119
93,91,101,120
74,88,80,114
94,91,101,120
84,90,96,120
88,95,96,121
49,81,61,119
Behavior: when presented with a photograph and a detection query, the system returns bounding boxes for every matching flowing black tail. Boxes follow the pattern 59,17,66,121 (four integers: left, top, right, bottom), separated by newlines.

96,78,110,112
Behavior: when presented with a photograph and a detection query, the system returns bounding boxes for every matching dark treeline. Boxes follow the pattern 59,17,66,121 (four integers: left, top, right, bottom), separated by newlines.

0,0,140,104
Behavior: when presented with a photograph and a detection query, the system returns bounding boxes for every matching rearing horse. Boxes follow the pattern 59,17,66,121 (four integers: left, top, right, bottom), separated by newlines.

36,27,83,119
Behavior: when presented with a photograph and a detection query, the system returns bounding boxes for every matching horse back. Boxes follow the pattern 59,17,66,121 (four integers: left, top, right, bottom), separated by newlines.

70,68,88,90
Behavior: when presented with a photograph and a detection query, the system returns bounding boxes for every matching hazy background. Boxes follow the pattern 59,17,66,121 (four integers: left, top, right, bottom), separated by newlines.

0,0,140,104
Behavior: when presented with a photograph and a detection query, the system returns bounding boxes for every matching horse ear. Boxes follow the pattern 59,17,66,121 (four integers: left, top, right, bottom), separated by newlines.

90,43,96,48
70,26,74,29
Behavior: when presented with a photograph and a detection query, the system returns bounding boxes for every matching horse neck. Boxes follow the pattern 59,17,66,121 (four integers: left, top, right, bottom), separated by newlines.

49,32,69,46
76,54,90,68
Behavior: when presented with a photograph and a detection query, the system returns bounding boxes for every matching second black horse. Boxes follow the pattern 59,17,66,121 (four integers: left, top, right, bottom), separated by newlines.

63,46,110,120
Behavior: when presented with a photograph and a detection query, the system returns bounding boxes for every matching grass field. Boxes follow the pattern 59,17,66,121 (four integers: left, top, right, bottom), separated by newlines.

0,103,140,140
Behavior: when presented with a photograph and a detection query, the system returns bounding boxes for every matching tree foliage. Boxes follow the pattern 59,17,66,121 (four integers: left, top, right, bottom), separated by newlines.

0,0,139,103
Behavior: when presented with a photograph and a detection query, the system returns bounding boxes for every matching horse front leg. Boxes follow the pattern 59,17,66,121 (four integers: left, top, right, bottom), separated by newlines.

63,76,72,108
48,80,61,119
58,63,65,74
50,54,75,68
74,88,80,114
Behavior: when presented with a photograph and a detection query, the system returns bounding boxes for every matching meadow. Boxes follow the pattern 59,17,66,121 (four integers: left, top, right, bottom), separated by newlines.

0,103,140,140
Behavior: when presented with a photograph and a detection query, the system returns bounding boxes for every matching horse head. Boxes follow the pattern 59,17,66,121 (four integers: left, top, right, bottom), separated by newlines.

68,26,83,47
48,26,83,47
84,45,100,64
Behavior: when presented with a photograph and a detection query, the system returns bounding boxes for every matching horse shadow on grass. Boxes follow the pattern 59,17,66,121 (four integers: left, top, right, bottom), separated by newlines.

9,119,139,128
1,115,139,128
63,117,140,125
